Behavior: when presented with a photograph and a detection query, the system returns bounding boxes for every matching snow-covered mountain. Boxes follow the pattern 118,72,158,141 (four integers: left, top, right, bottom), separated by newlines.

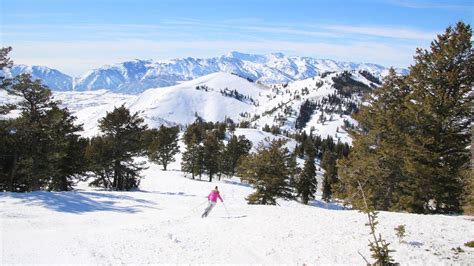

1,70,376,143
61,72,267,137
74,52,401,94
2,64,73,91
3,52,408,94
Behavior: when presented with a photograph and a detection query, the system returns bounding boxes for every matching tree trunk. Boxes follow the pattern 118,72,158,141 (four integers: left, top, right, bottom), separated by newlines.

113,160,120,190
8,152,18,192
59,175,69,191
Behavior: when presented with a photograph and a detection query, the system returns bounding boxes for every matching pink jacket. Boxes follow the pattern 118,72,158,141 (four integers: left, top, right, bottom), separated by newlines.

208,190,223,203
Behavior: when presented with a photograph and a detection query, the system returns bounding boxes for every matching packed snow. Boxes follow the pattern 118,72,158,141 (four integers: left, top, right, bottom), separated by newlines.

1,155,473,264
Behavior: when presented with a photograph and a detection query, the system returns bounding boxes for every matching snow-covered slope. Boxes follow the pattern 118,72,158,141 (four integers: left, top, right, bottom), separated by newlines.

1,70,372,142
127,72,269,127
52,90,136,137
1,157,472,264
4,52,407,94
251,70,372,144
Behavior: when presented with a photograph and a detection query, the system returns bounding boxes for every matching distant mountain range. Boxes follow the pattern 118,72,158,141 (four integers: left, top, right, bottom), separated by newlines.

1,52,408,94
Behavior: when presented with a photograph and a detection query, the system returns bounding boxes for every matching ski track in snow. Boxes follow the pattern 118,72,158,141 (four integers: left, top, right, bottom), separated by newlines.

1,157,473,264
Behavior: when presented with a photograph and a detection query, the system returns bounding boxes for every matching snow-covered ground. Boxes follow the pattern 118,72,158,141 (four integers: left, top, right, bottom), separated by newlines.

1,157,473,264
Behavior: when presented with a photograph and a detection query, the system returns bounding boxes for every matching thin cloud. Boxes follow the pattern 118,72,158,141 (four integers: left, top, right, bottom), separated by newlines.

388,0,472,11
321,24,438,40
10,38,422,76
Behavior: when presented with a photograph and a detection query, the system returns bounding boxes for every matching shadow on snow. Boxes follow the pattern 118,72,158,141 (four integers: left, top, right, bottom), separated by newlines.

4,191,159,214
307,198,347,211
138,190,198,197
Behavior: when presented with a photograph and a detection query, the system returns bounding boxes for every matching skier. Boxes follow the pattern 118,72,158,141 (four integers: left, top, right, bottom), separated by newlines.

201,186,223,218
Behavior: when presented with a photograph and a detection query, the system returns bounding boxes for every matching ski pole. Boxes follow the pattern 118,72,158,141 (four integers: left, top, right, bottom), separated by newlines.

222,201,231,217
190,200,208,211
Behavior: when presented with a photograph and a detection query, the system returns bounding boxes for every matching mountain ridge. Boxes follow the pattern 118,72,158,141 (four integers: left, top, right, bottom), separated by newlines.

2,52,408,94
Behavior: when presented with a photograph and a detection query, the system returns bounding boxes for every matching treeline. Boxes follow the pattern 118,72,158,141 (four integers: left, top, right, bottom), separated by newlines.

181,120,252,181
293,131,350,202
335,22,473,214
332,71,372,98
237,129,351,205
220,88,257,105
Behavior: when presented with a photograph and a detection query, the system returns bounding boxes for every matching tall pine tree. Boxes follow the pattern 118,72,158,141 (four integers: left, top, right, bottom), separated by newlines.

337,22,473,213
296,146,317,204
87,105,148,191
147,125,180,171
239,139,298,205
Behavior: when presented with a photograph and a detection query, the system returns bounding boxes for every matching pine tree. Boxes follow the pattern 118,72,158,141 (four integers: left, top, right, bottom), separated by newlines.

3,74,59,191
88,105,148,191
239,139,298,205
336,70,410,210
86,136,115,188
0,47,13,108
336,22,473,213
147,125,180,171
1,71,86,191
181,121,206,180
296,147,317,204
202,133,224,181
400,22,473,213
321,150,337,202
43,106,88,191
222,135,252,177
181,143,203,180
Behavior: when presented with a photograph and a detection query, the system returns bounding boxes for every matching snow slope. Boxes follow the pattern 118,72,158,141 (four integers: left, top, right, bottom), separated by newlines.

127,72,269,127
0,71,368,142
252,71,368,144
1,157,473,264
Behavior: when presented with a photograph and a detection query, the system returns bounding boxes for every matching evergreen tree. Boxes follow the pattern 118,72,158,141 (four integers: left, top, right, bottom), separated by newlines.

1,72,86,191
181,121,206,179
43,106,88,191
222,135,252,176
86,136,116,189
400,22,473,213
3,74,59,191
181,143,204,180
202,133,224,181
147,125,180,170
239,139,298,205
336,70,410,210
87,105,148,191
296,147,317,204
337,22,473,213
321,150,338,202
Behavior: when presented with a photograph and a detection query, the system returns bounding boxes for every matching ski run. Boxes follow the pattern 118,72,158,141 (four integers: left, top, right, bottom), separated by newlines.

1,154,473,264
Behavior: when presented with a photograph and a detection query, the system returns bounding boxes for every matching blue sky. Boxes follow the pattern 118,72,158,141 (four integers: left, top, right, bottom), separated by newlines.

1,0,472,76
